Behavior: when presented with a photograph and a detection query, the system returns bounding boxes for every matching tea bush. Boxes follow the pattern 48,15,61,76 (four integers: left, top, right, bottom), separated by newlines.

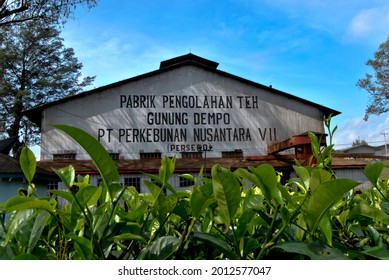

1,120,389,259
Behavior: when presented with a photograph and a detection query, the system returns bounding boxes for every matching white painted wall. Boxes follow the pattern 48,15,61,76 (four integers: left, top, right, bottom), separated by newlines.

40,65,324,160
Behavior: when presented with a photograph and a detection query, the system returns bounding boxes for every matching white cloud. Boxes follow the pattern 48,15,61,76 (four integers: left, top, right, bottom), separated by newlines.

333,114,389,148
346,5,389,43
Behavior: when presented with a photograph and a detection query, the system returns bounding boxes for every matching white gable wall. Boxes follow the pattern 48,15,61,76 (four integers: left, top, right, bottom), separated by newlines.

40,65,325,160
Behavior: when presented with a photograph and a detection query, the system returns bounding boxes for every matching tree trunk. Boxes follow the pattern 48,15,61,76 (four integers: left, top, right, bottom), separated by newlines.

7,91,24,159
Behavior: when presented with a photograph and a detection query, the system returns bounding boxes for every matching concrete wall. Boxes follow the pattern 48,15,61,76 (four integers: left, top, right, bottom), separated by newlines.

40,65,325,160
0,178,49,203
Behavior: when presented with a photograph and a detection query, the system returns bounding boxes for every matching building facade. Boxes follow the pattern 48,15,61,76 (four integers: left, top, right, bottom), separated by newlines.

25,54,365,192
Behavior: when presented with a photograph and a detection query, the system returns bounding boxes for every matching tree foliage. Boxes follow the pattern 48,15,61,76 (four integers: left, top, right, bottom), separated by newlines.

0,20,94,157
357,36,389,120
0,0,98,27
352,137,368,146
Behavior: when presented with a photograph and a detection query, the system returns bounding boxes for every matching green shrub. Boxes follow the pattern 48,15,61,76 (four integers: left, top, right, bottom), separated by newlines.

1,119,389,259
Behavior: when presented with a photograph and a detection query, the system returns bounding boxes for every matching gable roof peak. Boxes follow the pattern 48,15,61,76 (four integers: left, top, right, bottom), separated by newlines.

159,53,219,69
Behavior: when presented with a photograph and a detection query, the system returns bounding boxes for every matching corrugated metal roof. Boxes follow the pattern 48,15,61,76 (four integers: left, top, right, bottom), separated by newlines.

0,153,57,179
0,137,17,155
0,153,21,173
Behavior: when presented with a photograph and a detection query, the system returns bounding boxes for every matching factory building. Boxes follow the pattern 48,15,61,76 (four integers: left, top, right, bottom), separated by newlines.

24,53,366,192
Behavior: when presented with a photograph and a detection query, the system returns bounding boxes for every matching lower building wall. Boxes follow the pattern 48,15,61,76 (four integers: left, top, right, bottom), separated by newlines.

0,179,49,203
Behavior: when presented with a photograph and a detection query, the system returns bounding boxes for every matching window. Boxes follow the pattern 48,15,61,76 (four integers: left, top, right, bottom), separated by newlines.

140,152,161,159
222,149,243,158
47,181,58,196
179,176,193,188
181,152,202,158
124,177,141,192
109,153,120,160
53,150,77,160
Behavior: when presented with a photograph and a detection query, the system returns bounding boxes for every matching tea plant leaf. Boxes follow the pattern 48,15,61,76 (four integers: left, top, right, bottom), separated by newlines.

50,124,121,200
159,156,177,195
28,210,49,253
362,246,389,260
309,169,332,193
349,203,389,224
190,187,214,219
19,146,36,185
76,185,102,208
319,214,332,246
211,164,241,227
54,165,75,188
275,241,347,260
4,209,36,246
48,189,73,202
3,196,53,213
242,194,264,212
238,164,282,206
307,179,359,232
236,209,255,239
364,162,384,185
293,166,311,192
192,232,238,259
137,236,180,260
67,233,94,260
113,233,147,244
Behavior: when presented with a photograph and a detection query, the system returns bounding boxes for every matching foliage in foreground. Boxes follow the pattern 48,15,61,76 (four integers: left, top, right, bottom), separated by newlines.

1,122,389,259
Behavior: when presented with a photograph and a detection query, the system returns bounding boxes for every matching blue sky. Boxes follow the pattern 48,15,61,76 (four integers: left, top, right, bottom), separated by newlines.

60,0,389,149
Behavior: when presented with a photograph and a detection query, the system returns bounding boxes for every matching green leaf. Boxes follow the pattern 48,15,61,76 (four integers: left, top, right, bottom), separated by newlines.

113,233,147,244
28,210,49,253
3,196,53,213
211,164,241,227
380,202,389,215
293,166,311,192
67,233,94,260
362,246,389,260
50,124,121,200
48,189,73,202
308,132,320,158
54,165,75,189
4,209,36,246
13,253,39,260
137,236,180,260
364,162,384,185
124,202,149,221
243,194,264,212
19,146,36,185
236,209,255,239
309,169,332,193
190,187,214,219
237,164,282,205
192,231,238,259
318,214,332,246
307,179,359,232
76,185,102,208
159,156,176,188
349,203,389,224
275,241,348,260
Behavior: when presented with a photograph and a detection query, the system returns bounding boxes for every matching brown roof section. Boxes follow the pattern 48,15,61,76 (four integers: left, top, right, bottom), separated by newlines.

0,137,17,155
0,153,58,180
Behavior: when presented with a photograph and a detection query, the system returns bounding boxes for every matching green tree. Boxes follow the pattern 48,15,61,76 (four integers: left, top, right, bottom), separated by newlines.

357,36,389,120
0,0,98,27
0,20,94,157
352,137,368,146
